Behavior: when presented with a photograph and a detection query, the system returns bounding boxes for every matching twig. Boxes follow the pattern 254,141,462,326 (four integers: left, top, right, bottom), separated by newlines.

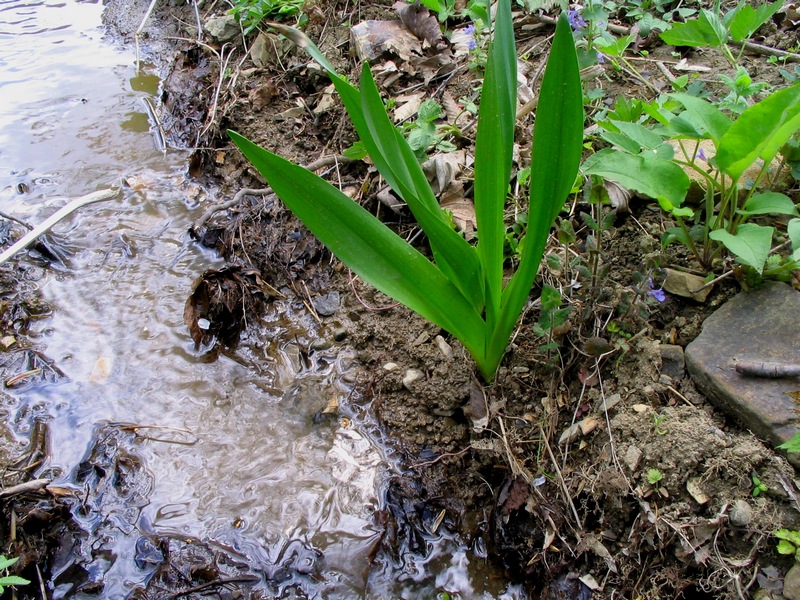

0,188,119,265
734,361,800,378
0,478,51,499
732,39,800,63
35,563,48,600
170,576,261,598
0,212,32,230
191,155,351,231
540,426,583,531
141,96,167,153
135,0,160,69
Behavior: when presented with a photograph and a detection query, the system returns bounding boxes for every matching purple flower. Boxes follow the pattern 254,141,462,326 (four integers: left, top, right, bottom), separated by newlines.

697,147,707,162
596,51,607,64
647,278,666,302
567,9,587,31
464,24,477,50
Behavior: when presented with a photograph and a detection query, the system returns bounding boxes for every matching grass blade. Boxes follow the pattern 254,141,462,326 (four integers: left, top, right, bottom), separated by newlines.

473,0,516,328
487,12,583,376
229,131,487,357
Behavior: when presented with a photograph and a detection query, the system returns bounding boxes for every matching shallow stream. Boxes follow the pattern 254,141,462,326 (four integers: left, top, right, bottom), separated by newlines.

0,1,517,597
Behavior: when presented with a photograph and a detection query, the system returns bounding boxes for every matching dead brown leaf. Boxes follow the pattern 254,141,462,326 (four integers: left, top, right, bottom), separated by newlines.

392,1,443,46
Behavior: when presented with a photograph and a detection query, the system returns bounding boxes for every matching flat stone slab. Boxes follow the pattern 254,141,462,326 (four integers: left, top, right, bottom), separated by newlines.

686,282,800,446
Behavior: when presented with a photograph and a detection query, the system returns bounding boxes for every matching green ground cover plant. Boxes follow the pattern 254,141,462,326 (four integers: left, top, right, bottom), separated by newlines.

583,84,800,275
230,0,583,380
228,0,305,34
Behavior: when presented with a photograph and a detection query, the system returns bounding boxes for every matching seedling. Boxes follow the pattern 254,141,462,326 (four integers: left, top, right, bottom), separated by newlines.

652,413,669,436
643,468,668,498
228,0,305,34
0,556,29,594
230,2,584,380
751,473,768,497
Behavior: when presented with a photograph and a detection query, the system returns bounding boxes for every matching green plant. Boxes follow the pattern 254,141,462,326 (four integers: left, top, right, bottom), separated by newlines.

228,0,304,35
532,284,571,353
776,529,800,560
646,468,663,485
230,2,583,381
659,0,783,66
752,473,768,497
652,413,668,435
584,84,800,275
0,555,29,593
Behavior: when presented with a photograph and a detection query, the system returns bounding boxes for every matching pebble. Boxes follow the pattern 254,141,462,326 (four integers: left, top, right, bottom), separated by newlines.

402,369,424,390
312,291,339,317
333,327,348,342
434,335,452,359
624,445,642,472
783,563,800,600
310,339,332,351
728,499,753,527
383,362,399,371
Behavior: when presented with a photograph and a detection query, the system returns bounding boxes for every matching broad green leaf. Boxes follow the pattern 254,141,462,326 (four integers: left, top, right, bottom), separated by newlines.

582,148,689,209
776,529,800,546
709,223,774,273
728,0,783,42
610,120,664,150
0,557,18,571
716,84,800,180
474,0,516,328
229,131,486,357
0,576,28,586
789,218,800,260
488,12,583,378
660,9,727,47
599,130,642,154
738,192,799,217
595,34,634,57
670,93,732,145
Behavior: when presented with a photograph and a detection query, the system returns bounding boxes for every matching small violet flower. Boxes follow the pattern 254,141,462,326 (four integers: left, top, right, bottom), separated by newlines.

596,51,607,64
647,278,666,302
464,24,478,51
566,9,587,31
697,147,707,162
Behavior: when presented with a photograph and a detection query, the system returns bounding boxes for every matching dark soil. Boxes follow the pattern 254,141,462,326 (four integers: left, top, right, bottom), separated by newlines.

2,0,800,598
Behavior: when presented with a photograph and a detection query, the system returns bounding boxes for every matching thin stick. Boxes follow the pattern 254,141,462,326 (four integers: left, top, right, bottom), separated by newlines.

135,0,160,69
735,361,800,378
540,426,583,531
0,188,119,266
0,478,51,499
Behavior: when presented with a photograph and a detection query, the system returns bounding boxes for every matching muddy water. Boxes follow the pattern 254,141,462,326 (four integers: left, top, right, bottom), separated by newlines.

0,2,518,598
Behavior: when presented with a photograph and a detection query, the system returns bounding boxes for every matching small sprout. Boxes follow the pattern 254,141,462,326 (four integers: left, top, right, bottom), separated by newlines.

647,469,664,485
652,413,669,436
752,474,768,497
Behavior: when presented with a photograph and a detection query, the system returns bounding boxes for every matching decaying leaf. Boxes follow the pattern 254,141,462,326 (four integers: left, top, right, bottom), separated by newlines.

184,267,272,350
393,1,443,46
498,475,530,515
350,20,421,62
393,92,426,123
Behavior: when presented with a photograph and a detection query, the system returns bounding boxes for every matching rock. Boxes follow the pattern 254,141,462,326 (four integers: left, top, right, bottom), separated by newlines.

434,335,452,359
333,327,348,342
250,32,291,68
662,268,712,302
686,477,709,505
0,335,16,350
312,291,339,316
383,362,399,371
310,338,332,351
783,563,800,600
624,445,642,471
728,499,753,526
204,15,240,43
685,282,800,451
350,20,421,62
659,343,685,380
402,369,424,390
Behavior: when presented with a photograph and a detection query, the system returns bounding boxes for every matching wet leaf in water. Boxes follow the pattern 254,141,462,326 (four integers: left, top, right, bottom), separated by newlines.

184,266,271,350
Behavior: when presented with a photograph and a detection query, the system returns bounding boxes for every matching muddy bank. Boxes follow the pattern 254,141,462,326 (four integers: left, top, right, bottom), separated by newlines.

2,0,800,598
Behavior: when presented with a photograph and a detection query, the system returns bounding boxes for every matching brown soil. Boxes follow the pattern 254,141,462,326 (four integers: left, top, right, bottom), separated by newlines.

2,0,800,598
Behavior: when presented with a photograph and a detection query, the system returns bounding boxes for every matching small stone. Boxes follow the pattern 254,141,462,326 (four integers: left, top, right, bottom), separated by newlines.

783,564,800,600
333,328,348,342
0,335,16,350
402,369,424,390
579,416,600,435
434,335,452,359
660,344,686,380
624,445,642,471
411,331,430,346
632,404,650,413
383,362,399,371
558,423,581,445
728,499,753,526
312,291,339,317
204,15,240,42
662,268,712,302
310,339,332,351
686,477,710,505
